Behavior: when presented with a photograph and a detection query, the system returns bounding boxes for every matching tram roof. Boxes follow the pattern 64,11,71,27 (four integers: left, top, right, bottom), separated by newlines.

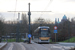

34,26,50,32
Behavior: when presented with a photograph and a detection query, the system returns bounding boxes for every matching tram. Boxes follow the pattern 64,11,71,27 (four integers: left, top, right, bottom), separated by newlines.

34,26,50,43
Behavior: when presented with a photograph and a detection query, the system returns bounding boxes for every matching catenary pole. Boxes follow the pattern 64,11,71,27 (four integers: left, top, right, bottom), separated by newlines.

16,13,20,42
28,3,31,43
28,3,31,35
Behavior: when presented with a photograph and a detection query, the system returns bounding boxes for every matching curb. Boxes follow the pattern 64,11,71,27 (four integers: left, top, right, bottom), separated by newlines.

0,43,7,50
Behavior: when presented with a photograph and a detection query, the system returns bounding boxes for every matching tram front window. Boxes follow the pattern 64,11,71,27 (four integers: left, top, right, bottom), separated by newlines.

40,30,49,37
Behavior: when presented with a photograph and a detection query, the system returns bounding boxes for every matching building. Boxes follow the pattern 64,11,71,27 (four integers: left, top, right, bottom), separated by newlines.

55,15,68,24
61,15,67,22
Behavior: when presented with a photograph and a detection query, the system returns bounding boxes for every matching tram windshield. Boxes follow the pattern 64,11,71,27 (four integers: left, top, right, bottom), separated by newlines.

40,30,49,37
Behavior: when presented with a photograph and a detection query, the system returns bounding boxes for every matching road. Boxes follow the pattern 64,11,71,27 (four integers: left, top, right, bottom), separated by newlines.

2,42,75,50
2,42,26,50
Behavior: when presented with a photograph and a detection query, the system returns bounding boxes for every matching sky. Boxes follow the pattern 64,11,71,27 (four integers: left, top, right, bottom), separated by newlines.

0,0,75,22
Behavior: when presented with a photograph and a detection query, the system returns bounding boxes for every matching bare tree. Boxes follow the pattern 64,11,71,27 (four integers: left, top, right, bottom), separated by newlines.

20,13,28,33
71,17,75,36
0,19,4,42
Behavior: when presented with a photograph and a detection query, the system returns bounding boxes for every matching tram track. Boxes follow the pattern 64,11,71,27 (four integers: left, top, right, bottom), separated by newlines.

3,42,72,50
12,42,24,50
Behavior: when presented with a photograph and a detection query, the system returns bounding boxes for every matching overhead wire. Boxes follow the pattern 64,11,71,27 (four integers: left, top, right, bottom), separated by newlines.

39,0,52,17
13,0,52,20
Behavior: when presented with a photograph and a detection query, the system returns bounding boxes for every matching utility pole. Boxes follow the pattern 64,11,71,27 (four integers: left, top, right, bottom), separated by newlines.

28,3,31,43
28,3,31,35
16,13,20,42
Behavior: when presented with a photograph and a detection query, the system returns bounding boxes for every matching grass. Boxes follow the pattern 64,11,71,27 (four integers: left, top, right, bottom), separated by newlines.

50,39,52,42
2,39,16,42
2,38,24,42
49,39,58,44
63,37,75,42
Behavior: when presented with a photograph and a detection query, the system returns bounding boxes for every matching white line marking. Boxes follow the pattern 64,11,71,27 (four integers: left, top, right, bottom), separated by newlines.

31,45,37,50
50,44,64,50
19,43,26,50
50,44,75,50
63,46,75,49
39,44,50,50
8,43,13,50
